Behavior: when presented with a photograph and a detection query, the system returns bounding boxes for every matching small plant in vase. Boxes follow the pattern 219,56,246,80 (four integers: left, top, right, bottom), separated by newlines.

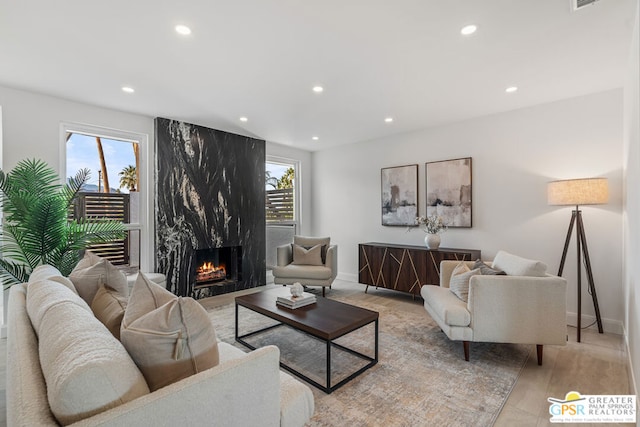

415,214,447,249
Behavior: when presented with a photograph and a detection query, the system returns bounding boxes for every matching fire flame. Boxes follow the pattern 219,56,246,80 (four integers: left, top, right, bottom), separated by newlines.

197,262,226,274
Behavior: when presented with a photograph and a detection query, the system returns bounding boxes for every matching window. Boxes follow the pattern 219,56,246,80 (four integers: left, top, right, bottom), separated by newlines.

62,123,148,272
265,157,299,269
266,160,297,223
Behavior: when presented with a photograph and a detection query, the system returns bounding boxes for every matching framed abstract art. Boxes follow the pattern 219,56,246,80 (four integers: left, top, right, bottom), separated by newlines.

425,157,472,228
381,164,418,226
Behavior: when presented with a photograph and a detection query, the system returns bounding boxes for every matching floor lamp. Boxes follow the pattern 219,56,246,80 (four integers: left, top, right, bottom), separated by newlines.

548,178,607,343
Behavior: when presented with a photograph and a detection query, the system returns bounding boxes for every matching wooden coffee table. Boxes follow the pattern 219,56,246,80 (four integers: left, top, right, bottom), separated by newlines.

235,287,378,393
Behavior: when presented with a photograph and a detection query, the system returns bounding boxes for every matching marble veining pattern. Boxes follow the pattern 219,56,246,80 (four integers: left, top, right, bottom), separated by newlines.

155,117,266,297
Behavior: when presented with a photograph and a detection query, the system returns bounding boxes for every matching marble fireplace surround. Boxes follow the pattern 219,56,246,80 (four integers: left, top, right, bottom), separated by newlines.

154,117,266,297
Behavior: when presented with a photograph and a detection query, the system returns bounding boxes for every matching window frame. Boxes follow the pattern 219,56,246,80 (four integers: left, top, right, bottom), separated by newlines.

60,122,150,272
265,155,301,228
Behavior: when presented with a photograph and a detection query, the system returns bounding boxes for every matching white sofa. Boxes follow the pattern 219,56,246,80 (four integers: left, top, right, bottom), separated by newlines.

421,254,567,365
7,282,315,426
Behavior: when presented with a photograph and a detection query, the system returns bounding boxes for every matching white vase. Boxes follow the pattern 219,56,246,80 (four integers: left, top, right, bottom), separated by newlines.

424,233,441,250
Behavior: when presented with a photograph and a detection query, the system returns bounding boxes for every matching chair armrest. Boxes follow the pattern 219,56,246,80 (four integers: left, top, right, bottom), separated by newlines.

276,244,293,267
439,260,476,288
325,245,338,278
74,346,283,427
467,275,567,344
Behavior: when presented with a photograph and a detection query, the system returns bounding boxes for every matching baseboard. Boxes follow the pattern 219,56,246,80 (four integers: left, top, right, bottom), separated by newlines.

566,311,623,335
337,272,358,283
622,324,639,398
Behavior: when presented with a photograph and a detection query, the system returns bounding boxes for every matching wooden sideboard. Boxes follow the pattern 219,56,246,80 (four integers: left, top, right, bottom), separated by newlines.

358,242,481,297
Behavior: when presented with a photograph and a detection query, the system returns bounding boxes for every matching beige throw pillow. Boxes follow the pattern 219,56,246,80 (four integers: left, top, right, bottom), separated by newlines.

291,244,323,266
293,236,330,263
69,252,128,305
120,273,220,391
492,250,548,277
92,284,128,340
449,262,480,302
26,279,149,425
29,264,78,294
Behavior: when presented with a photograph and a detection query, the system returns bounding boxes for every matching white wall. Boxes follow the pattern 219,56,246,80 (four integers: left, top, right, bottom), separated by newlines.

312,89,624,333
623,1,640,396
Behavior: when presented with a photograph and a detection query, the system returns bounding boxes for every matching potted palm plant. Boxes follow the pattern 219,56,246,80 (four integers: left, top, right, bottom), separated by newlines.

0,158,126,289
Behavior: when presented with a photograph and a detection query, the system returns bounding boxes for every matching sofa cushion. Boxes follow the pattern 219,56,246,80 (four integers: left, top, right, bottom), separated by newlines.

121,273,220,391
421,285,471,327
69,252,128,305
271,264,332,280
492,250,547,277
472,259,506,276
92,284,128,340
449,263,480,303
26,279,92,333
29,264,78,293
28,280,149,425
292,244,323,266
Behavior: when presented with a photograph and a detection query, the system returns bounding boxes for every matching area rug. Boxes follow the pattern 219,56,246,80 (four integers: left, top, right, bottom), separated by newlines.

205,287,529,427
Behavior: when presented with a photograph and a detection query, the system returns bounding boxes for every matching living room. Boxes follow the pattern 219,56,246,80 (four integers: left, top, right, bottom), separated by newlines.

0,1,639,425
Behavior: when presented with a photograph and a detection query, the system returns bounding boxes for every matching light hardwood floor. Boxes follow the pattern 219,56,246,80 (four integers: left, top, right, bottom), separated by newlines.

1,280,633,427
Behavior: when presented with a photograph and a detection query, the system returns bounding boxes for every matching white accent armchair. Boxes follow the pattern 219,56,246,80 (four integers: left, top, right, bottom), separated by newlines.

421,257,567,365
272,236,338,297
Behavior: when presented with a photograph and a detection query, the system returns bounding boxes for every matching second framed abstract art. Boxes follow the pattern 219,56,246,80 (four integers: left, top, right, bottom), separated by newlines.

425,157,472,228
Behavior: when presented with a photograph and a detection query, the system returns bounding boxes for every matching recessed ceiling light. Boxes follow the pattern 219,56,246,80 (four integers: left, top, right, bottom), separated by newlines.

384,117,393,123
460,25,477,36
175,25,192,35
505,86,518,93
312,86,324,93
239,117,248,122
121,86,135,93
312,136,319,141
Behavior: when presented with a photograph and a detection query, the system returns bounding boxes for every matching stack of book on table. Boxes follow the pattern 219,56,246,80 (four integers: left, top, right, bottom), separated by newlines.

276,291,317,309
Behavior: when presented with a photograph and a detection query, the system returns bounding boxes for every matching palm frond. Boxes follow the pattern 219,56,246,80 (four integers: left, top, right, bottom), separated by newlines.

66,218,126,250
21,195,68,265
8,159,60,196
61,168,90,208
0,259,30,289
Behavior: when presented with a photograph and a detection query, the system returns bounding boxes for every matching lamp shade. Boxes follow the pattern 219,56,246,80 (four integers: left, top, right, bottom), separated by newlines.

547,178,608,206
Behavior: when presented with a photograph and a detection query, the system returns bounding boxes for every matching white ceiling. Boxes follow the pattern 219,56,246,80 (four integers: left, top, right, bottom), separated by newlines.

0,0,636,151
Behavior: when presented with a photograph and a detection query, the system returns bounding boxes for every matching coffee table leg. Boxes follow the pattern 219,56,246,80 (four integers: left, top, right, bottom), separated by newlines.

375,318,379,362
326,339,331,391
235,302,238,340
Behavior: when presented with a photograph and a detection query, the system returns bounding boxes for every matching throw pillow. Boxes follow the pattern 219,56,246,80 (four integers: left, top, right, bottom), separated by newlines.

492,250,548,277
29,264,78,293
293,236,330,263
92,284,128,340
291,244,323,266
449,262,480,302
472,259,506,276
69,252,128,305
26,278,92,334
35,290,149,425
120,273,220,391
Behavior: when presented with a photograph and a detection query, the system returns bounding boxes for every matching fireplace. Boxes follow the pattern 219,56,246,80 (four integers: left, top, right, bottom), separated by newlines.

155,118,266,298
191,246,242,297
